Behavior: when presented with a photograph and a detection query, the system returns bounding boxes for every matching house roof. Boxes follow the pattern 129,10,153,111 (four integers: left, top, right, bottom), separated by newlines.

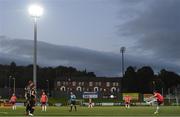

55,77,122,82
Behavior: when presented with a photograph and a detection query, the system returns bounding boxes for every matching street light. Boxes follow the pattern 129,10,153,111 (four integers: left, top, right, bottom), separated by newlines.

9,75,12,96
46,80,50,96
12,77,15,94
120,47,126,77
28,4,43,88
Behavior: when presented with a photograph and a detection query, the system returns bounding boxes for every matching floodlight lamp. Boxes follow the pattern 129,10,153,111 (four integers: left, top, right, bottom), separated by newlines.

28,4,43,18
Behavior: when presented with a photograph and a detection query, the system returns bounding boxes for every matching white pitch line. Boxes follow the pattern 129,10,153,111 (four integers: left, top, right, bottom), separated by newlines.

0,112,8,114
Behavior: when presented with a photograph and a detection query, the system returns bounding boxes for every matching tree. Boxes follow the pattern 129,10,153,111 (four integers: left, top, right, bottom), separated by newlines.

136,66,154,93
123,66,137,92
158,69,180,93
9,62,16,77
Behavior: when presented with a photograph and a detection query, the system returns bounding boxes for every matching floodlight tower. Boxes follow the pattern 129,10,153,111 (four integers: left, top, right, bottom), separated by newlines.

120,47,126,77
28,4,43,87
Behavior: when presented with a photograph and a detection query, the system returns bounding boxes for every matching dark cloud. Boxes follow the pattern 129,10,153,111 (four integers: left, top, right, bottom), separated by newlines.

119,0,180,62
0,36,123,76
0,36,180,76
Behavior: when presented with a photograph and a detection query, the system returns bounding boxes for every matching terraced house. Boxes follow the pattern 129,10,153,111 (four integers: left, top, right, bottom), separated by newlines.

54,77,122,98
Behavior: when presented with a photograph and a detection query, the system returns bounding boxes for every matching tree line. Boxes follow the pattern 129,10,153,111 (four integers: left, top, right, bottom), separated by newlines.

0,62,96,89
123,66,180,94
0,62,180,94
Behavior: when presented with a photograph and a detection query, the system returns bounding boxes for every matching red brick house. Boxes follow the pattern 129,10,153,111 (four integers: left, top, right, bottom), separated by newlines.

54,77,122,96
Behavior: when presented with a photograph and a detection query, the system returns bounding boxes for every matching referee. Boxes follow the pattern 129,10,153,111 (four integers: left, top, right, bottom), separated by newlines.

69,92,77,112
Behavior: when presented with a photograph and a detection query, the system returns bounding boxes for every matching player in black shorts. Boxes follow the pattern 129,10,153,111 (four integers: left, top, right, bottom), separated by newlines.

24,80,36,116
69,92,77,112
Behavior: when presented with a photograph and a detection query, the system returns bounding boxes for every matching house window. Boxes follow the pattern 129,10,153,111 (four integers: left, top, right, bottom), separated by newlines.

89,82,93,86
60,86,66,91
111,87,116,92
76,86,82,92
98,82,101,86
82,82,84,85
106,82,110,87
116,82,119,86
72,81,76,86
113,82,116,87
95,82,98,86
94,87,99,92
78,82,81,86
57,81,61,87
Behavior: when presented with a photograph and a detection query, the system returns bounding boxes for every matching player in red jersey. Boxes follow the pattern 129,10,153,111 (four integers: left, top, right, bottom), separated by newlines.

152,91,164,114
124,95,131,108
40,91,48,112
10,93,17,110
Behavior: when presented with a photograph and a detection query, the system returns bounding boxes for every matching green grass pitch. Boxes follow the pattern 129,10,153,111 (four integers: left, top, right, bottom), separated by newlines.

0,106,180,116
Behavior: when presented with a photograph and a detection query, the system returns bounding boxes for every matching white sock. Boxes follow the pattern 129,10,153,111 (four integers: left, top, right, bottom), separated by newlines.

45,106,47,111
156,106,159,112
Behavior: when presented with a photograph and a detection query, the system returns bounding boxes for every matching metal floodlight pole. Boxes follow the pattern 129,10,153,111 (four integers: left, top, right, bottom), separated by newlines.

28,4,43,88
46,80,50,96
120,47,126,77
9,75,12,96
13,77,15,94
33,18,37,88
